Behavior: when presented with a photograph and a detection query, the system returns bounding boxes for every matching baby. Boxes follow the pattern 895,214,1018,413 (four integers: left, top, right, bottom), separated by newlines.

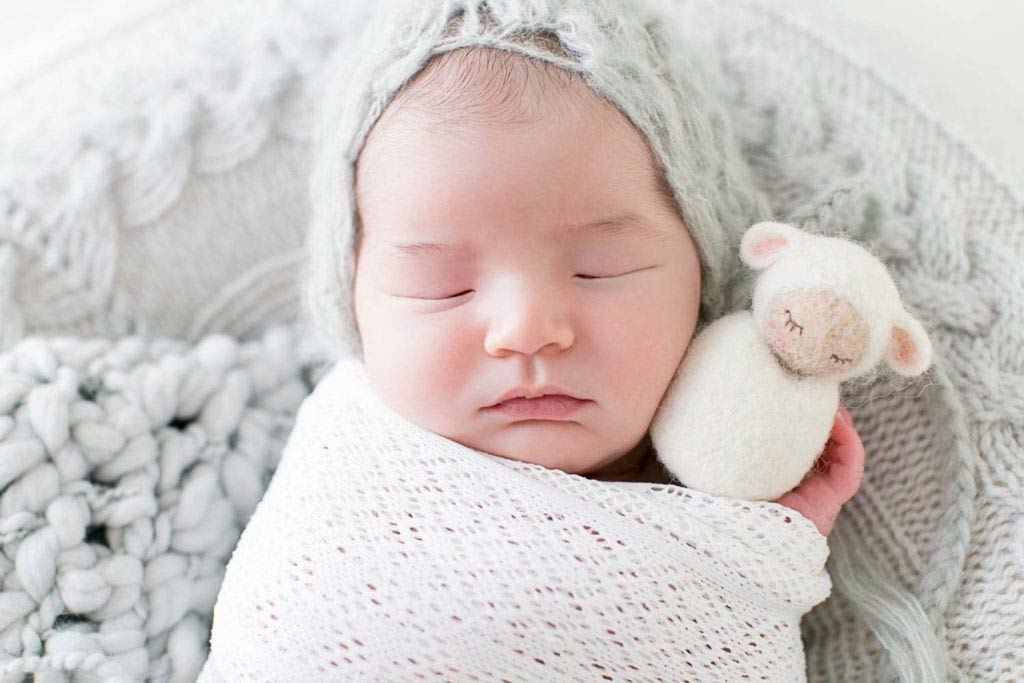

199,3,865,679
312,12,864,536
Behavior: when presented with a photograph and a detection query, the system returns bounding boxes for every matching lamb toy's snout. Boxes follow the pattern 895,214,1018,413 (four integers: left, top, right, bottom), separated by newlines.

763,289,870,378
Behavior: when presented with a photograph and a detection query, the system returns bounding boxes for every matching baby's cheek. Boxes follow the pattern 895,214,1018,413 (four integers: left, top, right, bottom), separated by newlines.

402,316,478,392
365,323,476,435
590,289,692,415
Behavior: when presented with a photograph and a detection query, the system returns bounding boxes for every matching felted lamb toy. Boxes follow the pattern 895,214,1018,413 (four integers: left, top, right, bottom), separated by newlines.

650,221,934,500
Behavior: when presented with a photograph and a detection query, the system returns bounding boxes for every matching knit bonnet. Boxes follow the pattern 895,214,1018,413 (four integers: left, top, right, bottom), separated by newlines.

302,0,773,359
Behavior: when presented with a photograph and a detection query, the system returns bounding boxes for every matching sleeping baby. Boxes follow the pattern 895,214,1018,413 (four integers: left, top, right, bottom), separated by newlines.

199,1,865,680
346,39,864,525
330,3,865,531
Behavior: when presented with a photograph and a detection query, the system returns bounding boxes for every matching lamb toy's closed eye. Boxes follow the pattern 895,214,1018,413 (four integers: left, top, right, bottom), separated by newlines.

650,221,934,501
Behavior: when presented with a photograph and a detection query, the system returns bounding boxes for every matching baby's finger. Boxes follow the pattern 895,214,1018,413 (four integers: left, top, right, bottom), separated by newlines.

826,405,856,448
780,492,826,535
789,471,843,520
821,428,865,503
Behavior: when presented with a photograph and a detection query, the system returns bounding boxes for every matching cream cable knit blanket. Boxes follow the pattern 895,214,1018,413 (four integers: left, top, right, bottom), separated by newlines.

198,355,832,681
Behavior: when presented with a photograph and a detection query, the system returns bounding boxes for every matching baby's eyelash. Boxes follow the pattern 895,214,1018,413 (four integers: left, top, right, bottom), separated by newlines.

831,354,853,365
419,268,649,298
784,309,804,335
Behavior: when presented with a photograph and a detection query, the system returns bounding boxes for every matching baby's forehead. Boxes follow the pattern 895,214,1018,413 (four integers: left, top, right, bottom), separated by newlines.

355,46,678,230
357,47,661,199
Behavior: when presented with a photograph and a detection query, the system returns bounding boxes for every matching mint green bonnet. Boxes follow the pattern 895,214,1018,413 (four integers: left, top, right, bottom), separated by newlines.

302,0,773,359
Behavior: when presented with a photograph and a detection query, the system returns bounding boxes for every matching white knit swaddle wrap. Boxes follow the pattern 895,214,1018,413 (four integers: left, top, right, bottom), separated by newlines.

198,357,831,681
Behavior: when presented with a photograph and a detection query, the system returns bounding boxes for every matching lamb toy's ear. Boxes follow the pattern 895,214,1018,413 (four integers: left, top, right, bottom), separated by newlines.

885,310,933,377
740,221,801,270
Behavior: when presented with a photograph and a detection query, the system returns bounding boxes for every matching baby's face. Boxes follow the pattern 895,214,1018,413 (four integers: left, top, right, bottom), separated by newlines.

352,77,701,475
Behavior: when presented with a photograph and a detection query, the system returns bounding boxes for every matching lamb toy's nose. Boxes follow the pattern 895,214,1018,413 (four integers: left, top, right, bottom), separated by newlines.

764,289,870,378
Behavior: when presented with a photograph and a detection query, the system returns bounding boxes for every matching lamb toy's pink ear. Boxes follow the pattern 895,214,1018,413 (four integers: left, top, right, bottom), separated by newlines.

885,310,933,377
740,221,801,270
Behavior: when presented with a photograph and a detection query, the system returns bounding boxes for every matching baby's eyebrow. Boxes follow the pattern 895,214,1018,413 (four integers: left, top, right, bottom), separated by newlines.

384,213,666,259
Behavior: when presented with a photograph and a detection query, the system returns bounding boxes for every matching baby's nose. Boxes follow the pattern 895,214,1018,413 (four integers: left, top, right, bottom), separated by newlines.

483,283,574,357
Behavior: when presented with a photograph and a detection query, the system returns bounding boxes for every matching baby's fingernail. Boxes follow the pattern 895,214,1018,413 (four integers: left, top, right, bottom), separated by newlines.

838,406,852,425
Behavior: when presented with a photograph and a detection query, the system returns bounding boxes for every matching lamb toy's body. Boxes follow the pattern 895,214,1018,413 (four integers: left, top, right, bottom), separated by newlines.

655,310,838,500
651,221,934,501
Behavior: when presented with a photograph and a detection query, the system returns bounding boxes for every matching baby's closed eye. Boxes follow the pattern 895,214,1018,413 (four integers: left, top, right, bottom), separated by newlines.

394,264,663,300
574,265,658,280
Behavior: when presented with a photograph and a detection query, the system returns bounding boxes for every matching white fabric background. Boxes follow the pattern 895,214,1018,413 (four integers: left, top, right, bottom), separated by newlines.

5,0,1020,189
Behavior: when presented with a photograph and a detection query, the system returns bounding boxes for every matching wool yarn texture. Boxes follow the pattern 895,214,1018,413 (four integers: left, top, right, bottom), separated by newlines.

0,326,327,681
197,354,832,681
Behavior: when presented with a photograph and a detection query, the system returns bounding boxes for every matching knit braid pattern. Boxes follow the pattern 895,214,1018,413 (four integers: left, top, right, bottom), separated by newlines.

0,0,1021,680
0,0,372,350
676,2,1023,680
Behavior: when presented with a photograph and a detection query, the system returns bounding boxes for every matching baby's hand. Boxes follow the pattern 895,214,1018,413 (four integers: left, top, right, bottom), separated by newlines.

773,405,865,537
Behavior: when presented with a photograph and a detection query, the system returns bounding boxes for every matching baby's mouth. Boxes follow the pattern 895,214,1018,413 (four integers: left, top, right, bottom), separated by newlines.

486,395,590,420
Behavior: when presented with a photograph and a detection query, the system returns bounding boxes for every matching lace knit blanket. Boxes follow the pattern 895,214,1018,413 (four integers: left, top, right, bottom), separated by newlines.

198,355,832,681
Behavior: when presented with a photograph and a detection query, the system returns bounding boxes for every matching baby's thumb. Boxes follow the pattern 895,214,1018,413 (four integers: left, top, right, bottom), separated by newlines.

837,405,853,427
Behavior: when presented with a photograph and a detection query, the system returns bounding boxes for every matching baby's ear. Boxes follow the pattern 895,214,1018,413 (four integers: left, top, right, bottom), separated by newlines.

740,221,801,270
885,310,933,377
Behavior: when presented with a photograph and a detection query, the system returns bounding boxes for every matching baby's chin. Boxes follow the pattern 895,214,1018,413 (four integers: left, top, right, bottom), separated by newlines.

467,422,606,474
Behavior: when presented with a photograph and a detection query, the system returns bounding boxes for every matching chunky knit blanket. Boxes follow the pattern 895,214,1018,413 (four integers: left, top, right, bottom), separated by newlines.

198,355,833,681
0,0,1021,681
0,327,327,681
